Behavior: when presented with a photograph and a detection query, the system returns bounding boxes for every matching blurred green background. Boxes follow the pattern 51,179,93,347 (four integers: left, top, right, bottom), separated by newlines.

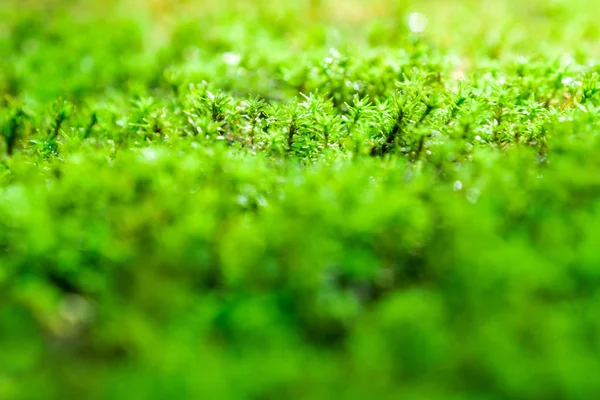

3,0,600,102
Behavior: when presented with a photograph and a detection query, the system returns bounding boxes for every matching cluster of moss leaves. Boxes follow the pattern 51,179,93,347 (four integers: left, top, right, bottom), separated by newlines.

3,0,600,398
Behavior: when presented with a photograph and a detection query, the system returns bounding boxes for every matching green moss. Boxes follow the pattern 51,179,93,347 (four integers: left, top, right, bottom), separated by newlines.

2,0,600,398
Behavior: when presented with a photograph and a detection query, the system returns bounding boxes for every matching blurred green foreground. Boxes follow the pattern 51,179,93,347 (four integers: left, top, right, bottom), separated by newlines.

3,0,600,398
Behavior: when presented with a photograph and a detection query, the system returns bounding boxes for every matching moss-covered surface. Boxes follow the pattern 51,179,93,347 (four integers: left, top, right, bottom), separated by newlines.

2,0,600,398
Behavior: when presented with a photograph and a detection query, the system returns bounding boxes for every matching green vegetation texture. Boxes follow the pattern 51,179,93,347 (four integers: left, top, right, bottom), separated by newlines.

2,0,600,398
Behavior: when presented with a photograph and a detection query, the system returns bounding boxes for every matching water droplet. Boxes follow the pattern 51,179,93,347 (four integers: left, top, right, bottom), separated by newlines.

561,77,582,87
329,48,341,58
408,12,428,33
236,194,249,206
59,294,93,327
467,188,481,204
257,196,268,207
222,52,241,66
453,181,463,191
139,148,158,162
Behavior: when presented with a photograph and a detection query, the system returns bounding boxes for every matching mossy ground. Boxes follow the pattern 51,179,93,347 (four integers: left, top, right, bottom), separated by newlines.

2,0,600,398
